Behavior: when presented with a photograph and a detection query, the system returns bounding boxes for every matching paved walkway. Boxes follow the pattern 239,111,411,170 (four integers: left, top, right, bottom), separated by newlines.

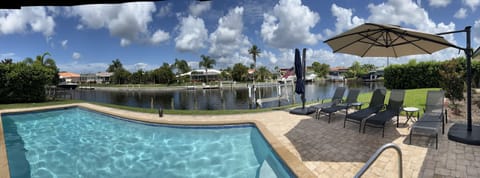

1,103,480,178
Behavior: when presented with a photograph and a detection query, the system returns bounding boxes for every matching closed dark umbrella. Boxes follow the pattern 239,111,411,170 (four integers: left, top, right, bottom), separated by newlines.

294,49,304,95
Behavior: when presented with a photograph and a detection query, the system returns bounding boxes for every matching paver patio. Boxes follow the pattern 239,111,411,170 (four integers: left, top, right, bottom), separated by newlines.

1,103,480,178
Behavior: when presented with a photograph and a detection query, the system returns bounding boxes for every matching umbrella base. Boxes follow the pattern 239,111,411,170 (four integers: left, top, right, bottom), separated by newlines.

289,107,316,115
448,123,480,145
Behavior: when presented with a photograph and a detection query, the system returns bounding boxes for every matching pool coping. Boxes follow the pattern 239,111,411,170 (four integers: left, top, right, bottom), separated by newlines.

0,103,316,178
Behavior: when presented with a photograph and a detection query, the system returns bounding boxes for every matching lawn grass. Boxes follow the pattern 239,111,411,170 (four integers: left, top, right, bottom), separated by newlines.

356,88,441,115
0,88,441,116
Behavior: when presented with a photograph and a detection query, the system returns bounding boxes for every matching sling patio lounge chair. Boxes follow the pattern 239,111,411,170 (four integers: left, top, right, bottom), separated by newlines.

344,88,387,132
409,90,446,149
317,88,361,123
363,89,405,137
310,87,346,119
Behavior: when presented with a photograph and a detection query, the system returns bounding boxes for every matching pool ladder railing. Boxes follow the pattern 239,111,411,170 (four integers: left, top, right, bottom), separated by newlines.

354,143,403,178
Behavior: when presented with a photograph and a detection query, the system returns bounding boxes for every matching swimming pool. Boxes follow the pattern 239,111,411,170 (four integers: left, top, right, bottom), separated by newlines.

1,107,294,177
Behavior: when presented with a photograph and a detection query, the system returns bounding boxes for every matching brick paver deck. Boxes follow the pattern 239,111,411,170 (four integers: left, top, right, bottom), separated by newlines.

1,103,480,178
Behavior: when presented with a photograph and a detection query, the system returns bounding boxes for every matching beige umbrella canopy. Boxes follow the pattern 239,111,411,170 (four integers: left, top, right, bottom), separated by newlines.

324,23,456,57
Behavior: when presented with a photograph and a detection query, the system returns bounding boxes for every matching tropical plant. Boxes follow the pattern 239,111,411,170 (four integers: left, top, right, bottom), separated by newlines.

439,58,465,114
311,62,329,77
231,63,249,82
153,63,175,84
24,52,59,85
199,55,216,83
107,59,123,72
248,45,261,83
174,58,191,74
256,66,272,82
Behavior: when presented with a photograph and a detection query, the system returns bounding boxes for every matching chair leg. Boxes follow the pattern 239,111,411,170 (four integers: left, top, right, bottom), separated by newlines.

328,113,331,123
382,127,385,138
436,133,438,149
409,131,412,144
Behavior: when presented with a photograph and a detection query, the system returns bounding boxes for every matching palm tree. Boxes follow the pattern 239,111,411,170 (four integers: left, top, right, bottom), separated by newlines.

174,58,191,74
107,59,123,72
248,45,261,82
199,55,216,84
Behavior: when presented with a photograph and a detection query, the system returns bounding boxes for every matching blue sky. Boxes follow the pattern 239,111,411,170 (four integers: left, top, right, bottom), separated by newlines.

0,0,479,73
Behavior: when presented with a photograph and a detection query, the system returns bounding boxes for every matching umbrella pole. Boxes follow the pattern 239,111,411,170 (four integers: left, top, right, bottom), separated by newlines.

302,48,307,109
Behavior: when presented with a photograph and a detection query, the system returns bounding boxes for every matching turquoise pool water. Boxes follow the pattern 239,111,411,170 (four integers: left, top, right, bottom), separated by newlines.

2,107,294,178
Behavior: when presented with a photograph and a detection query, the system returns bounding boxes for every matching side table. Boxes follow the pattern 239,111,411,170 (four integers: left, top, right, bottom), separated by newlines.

403,107,419,127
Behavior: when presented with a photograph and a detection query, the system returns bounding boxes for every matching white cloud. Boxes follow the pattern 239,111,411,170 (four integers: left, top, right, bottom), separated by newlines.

261,0,322,48
0,7,55,36
454,8,468,19
463,0,480,10
68,2,169,46
72,52,81,60
150,29,170,45
124,62,154,72
0,52,15,59
474,19,480,46
61,40,68,48
57,62,109,73
175,15,208,52
189,1,211,16
323,4,365,38
428,0,452,7
367,0,457,43
157,2,172,17
208,7,251,66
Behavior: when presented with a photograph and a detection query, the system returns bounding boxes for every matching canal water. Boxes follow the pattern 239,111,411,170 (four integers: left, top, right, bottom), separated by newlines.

72,81,384,110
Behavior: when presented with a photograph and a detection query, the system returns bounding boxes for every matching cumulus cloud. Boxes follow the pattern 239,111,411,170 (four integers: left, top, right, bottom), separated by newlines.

474,19,480,46
463,0,480,10
454,8,468,19
150,29,170,45
61,40,68,48
323,4,365,38
261,0,322,48
367,0,457,43
428,0,451,7
67,2,169,46
124,62,154,72
57,62,109,73
157,2,172,17
175,15,208,52
72,52,81,60
189,1,211,17
0,7,55,37
208,7,251,66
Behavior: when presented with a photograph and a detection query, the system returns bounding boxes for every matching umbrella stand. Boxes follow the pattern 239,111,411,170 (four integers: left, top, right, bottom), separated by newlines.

443,26,480,145
290,48,316,115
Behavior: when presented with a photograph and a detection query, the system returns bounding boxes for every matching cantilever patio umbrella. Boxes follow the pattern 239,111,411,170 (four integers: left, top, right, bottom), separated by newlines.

324,23,454,58
325,23,480,145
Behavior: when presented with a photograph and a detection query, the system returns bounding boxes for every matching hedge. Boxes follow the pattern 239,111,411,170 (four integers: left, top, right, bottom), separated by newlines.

384,57,480,89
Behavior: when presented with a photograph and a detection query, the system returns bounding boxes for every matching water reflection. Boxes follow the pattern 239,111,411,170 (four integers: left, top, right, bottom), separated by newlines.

72,81,384,110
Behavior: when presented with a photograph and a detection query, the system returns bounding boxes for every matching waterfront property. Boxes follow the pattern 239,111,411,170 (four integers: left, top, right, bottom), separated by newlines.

177,69,222,82
1,103,480,177
79,72,113,84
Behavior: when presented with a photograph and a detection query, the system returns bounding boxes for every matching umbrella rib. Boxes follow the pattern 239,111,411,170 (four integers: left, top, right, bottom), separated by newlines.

360,31,386,57
333,30,385,53
392,31,433,54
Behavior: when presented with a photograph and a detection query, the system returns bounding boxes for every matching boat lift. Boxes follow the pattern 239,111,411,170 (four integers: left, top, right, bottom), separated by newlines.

248,81,294,108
